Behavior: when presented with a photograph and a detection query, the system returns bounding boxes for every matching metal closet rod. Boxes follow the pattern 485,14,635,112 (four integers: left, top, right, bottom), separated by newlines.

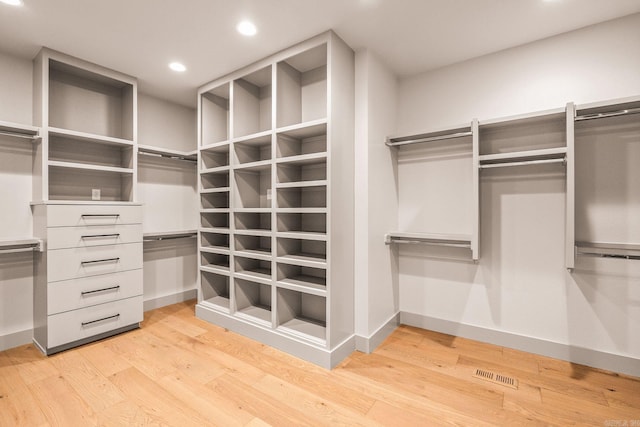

0,130,39,140
138,151,197,162
575,107,640,121
576,250,640,261
0,241,42,255
143,233,197,242
386,130,473,147
479,157,566,169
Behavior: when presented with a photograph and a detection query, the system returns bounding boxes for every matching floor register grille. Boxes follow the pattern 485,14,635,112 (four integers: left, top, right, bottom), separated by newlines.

473,368,519,389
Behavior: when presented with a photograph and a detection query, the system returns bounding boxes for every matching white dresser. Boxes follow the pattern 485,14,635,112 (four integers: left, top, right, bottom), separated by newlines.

32,202,143,355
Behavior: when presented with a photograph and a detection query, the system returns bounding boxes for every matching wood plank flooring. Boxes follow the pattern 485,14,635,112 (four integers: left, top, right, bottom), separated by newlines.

1,300,639,426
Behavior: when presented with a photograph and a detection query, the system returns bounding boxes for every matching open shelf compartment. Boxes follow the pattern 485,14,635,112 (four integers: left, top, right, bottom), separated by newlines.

233,66,272,138
277,237,326,267
200,212,229,230
276,288,326,345
234,132,272,165
235,255,272,282
201,83,230,145
235,234,272,259
276,122,326,159
48,58,135,141
276,212,326,237
276,44,327,128
200,270,230,312
200,231,230,252
234,166,272,209
277,263,326,294
234,278,272,326
235,212,271,233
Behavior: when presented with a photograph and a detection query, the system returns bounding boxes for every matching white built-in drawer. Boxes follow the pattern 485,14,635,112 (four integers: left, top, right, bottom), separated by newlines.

47,224,142,250
47,295,143,348
46,204,142,227
47,269,143,315
47,243,143,282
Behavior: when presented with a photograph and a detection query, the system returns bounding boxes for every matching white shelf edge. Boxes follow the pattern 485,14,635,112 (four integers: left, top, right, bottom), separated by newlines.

200,141,230,152
200,166,231,174
277,320,326,346
232,130,273,144
200,208,231,213
233,159,272,171
234,208,272,213
48,160,134,174
200,246,231,255
275,118,328,137
276,180,327,189
199,227,231,234
234,272,273,286
277,277,327,296
233,229,272,237
479,107,566,127
575,95,640,112
275,208,328,214
275,152,327,165
48,126,134,147
478,147,567,163
275,231,327,241
200,265,231,276
235,249,272,262
199,297,231,313
200,187,231,194
276,255,327,269
386,122,472,146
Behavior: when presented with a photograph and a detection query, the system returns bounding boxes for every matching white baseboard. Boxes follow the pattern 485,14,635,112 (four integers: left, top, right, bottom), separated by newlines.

143,289,197,312
0,328,33,352
401,311,640,378
355,312,400,353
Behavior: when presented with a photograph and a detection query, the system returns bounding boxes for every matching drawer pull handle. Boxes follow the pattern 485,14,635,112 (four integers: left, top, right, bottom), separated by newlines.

81,285,120,296
81,257,120,266
81,313,120,327
81,233,121,239
81,214,120,218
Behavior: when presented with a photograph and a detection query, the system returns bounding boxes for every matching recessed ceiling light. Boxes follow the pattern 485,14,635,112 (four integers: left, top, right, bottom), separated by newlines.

169,62,186,72
237,20,257,36
1,0,23,6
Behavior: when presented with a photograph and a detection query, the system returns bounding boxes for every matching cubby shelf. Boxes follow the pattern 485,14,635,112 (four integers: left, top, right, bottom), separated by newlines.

48,127,134,147
196,31,354,368
200,264,230,275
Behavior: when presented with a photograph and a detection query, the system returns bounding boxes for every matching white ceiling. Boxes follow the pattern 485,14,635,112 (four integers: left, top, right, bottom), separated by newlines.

1,0,639,107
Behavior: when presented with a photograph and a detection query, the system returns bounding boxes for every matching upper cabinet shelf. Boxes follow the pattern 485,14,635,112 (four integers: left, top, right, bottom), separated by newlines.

201,83,230,145
233,66,272,138
49,127,134,147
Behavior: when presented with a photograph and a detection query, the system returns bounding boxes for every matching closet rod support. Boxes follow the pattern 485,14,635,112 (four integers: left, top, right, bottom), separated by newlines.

0,130,40,141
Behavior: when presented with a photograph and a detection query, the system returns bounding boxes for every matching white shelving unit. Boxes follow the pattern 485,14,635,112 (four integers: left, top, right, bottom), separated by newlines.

196,31,354,368
31,48,143,355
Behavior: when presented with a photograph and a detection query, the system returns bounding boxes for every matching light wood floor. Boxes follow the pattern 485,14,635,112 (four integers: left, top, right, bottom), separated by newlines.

1,300,639,426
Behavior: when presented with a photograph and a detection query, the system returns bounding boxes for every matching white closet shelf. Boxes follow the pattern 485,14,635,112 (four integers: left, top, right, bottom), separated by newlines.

200,227,230,234
276,180,327,189
200,265,231,276
0,238,43,254
276,152,327,165
386,123,473,147
232,130,272,145
234,269,272,282
234,229,272,237
277,254,327,269
234,159,272,171
48,160,134,174
201,208,230,213
200,246,231,255
201,166,231,174
575,96,640,121
276,119,327,140
235,249,272,262
138,145,197,162
200,187,231,194
143,230,197,242
276,231,327,241
200,141,230,153
479,107,565,129
48,127,134,147
234,208,271,213
0,120,40,140
385,232,472,248
276,208,327,214
30,200,142,206
235,306,272,326
200,297,231,313
479,147,567,169
277,277,327,296
278,319,326,346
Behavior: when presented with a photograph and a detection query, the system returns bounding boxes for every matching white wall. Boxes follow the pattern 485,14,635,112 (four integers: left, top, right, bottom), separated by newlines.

354,50,399,350
394,13,640,372
137,94,198,308
0,51,34,349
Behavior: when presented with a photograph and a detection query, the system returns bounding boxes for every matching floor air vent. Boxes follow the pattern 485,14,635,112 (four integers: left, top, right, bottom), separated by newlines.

473,368,519,389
